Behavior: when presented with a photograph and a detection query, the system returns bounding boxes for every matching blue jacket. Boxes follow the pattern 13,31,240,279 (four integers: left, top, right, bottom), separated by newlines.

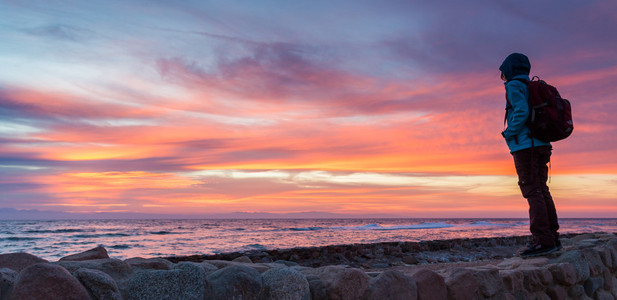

500,53,550,153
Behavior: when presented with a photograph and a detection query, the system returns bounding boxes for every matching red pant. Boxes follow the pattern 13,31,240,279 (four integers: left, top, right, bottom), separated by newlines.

512,145,559,246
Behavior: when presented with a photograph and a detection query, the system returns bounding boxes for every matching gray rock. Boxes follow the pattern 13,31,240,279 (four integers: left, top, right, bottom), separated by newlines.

546,285,567,300
304,274,327,300
597,247,614,269
262,267,310,300
402,255,419,265
263,262,288,270
531,291,551,300
200,262,219,273
204,260,271,273
60,246,110,261
56,258,132,280
568,284,592,300
519,266,552,292
445,268,478,300
511,290,533,300
409,268,447,300
607,240,617,271
0,252,47,272
583,248,607,276
370,263,390,269
125,257,172,270
302,265,370,300
571,234,597,242
548,263,577,286
468,267,504,297
583,277,604,298
10,263,90,300
232,255,253,263
497,257,548,269
274,260,299,267
602,269,613,291
596,290,614,300
499,269,524,293
1,268,17,300
607,239,617,253
74,268,122,300
555,250,590,283
206,265,262,300
121,261,206,300
366,270,417,300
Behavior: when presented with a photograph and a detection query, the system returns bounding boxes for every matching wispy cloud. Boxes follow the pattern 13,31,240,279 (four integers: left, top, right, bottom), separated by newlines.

0,1,616,216
22,23,96,42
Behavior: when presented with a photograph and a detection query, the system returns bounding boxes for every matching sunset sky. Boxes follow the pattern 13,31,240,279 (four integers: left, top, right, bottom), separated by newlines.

1,1,616,218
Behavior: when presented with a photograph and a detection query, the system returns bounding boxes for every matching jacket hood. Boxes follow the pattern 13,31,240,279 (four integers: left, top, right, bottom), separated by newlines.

499,53,530,81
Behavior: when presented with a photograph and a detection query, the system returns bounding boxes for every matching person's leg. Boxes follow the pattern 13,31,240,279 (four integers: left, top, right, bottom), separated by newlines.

513,148,555,246
535,146,559,242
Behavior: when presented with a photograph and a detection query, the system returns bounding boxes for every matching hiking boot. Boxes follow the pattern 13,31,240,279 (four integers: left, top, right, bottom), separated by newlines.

554,239,563,251
519,243,558,258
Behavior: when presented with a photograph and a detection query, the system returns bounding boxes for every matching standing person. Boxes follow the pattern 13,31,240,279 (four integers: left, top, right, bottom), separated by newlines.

500,53,561,257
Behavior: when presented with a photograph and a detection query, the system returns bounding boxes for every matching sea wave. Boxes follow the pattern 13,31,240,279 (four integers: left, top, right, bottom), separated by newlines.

149,231,176,235
468,221,517,227
24,229,94,234
333,222,455,231
1,237,42,241
72,233,132,238
285,227,324,231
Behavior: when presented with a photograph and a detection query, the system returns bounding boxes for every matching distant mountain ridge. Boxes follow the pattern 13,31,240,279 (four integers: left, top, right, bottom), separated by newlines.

0,208,401,220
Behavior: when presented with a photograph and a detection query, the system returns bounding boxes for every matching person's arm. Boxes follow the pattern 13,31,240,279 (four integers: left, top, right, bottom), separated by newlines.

503,81,529,141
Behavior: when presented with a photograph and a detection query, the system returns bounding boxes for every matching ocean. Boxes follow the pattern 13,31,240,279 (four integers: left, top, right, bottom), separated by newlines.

1,218,616,261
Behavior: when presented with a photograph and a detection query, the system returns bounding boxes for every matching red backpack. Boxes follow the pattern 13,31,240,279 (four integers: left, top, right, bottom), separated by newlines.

515,76,574,142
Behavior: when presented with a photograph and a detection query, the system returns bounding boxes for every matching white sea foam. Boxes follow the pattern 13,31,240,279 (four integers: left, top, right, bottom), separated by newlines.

333,222,455,230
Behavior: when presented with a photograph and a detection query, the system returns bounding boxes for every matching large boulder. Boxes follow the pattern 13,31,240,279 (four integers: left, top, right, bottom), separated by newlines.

597,246,615,270
206,265,263,300
518,266,553,292
121,261,206,300
302,265,370,300
583,277,604,298
546,285,568,300
468,267,504,298
304,273,327,300
582,248,607,277
499,269,524,293
365,269,417,300
444,268,479,300
555,250,590,283
125,257,172,270
200,262,219,273
10,263,90,300
56,258,132,280
74,268,122,300
262,267,310,300
0,253,47,272
203,260,270,273
408,268,447,300
1,268,18,300
548,263,577,286
60,246,109,261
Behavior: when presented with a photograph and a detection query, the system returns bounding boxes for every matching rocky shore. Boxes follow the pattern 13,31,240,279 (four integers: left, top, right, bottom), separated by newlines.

1,232,616,299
